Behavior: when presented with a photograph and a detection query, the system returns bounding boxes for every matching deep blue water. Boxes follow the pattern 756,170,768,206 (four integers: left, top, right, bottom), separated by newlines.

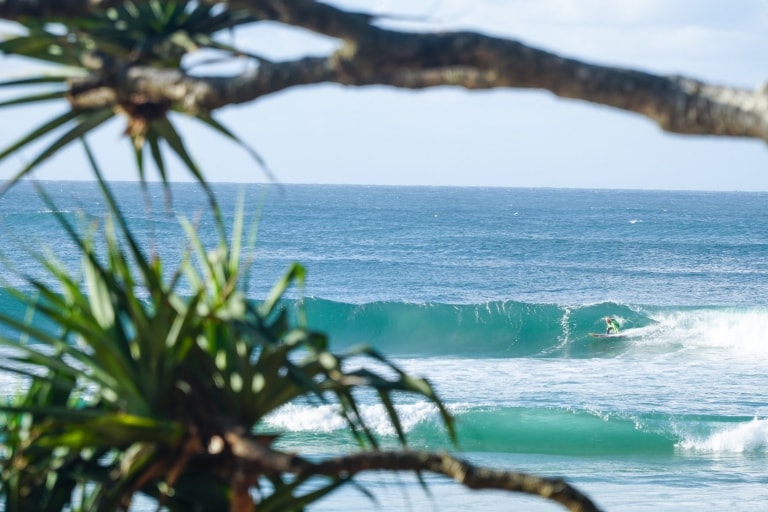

2,182,768,511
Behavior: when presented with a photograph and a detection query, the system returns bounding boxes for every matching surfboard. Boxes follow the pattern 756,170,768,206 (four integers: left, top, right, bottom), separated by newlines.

589,332,628,339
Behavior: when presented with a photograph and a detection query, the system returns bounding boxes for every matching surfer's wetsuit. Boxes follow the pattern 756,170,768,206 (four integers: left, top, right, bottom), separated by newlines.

606,318,620,334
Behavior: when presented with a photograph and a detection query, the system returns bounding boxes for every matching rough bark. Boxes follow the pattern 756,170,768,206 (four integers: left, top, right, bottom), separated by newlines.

223,428,603,512
307,451,603,512
3,0,768,142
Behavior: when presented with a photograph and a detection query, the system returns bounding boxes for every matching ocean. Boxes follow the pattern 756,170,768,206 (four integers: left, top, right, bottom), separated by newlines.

2,182,768,511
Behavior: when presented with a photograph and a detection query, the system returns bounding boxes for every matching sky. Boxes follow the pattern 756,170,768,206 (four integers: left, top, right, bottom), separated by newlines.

2,0,768,190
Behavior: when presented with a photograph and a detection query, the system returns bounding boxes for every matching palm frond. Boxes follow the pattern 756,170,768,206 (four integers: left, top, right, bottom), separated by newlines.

0,75,77,88
0,109,82,162
1,108,114,193
0,90,68,107
148,117,210,193
0,33,79,66
196,112,277,183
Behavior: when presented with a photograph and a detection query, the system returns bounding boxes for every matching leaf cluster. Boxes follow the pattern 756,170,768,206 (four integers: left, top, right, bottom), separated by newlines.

6,2,256,67
0,1,268,192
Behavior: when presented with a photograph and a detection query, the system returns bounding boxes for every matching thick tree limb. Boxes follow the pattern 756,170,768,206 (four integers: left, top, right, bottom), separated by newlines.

66,39,768,142
3,0,768,141
223,428,603,512
196,0,768,140
307,451,603,512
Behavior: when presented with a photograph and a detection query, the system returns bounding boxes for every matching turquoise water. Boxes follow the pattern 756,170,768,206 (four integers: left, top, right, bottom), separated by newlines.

2,182,768,510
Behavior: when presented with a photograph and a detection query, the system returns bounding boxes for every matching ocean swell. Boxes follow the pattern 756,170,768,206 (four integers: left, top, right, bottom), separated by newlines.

294,299,768,359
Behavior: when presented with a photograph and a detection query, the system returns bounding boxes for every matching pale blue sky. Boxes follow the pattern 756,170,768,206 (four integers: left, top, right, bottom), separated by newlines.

2,0,768,190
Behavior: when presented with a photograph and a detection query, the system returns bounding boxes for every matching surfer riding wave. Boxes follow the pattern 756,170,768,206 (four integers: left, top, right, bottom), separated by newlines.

605,316,620,334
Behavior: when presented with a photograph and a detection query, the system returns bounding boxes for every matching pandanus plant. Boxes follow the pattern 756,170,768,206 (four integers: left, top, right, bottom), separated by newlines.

0,142,454,511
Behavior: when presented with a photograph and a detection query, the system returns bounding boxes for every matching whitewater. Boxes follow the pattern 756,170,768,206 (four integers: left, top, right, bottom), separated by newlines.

1,182,768,511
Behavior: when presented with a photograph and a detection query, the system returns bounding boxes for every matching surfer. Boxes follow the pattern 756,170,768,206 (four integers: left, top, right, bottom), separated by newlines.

605,316,620,334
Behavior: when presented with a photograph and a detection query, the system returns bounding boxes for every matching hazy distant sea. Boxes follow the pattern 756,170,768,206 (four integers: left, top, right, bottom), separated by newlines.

2,182,768,511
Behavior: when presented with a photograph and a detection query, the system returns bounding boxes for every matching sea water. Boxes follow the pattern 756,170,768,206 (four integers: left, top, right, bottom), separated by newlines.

1,182,768,511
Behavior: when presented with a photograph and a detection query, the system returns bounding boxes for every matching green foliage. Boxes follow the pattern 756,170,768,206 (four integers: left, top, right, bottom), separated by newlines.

0,0,267,192
0,141,454,511
0,3,459,511
1,1,257,71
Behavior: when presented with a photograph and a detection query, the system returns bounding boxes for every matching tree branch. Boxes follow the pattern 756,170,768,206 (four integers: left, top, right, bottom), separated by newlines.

65,40,768,142
224,427,602,512
67,56,337,112
221,0,376,44
211,1,768,139
4,1,768,141
306,451,604,512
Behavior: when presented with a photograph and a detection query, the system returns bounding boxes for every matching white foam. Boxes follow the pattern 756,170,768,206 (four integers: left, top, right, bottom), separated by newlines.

263,401,443,436
647,308,768,356
677,418,768,453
